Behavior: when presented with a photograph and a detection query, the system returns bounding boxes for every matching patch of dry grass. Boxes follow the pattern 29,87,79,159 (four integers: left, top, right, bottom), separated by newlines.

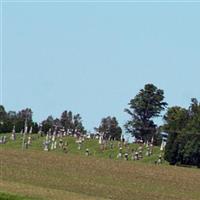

0,149,200,200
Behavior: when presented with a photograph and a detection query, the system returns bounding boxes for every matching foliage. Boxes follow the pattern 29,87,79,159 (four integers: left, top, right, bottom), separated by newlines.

163,98,200,167
60,111,73,131
95,116,122,140
164,131,179,165
124,84,167,142
165,132,200,167
0,192,39,200
0,106,35,133
72,113,86,134
60,111,86,134
153,127,163,146
0,106,86,135
41,115,54,133
163,106,189,133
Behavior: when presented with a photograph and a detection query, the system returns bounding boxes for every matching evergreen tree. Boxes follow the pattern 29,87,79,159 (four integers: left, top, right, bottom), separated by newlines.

163,99,200,167
96,116,122,140
124,84,167,142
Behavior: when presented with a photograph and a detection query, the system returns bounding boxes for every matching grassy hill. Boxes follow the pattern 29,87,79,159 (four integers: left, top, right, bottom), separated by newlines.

0,133,200,200
2,133,162,164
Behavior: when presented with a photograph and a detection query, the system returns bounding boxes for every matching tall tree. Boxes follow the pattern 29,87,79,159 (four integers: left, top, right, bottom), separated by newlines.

15,108,33,132
72,114,85,134
163,106,189,133
163,99,200,167
124,84,167,142
96,116,122,140
60,111,85,134
0,105,10,133
60,110,73,131
187,98,200,132
0,105,6,122
42,115,54,133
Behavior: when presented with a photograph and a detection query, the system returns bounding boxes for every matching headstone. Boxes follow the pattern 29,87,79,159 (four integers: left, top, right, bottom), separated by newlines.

3,136,6,144
59,138,63,148
160,140,167,151
124,152,129,161
27,136,31,145
52,135,56,142
157,154,162,164
44,140,49,151
134,151,139,160
95,134,99,139
54,140,57,149
160,132,168,151
85,148,89,156
119,147,123,153
0,136,6,144
51,141,54,150
117,152,122,159
0,136,3,144
86,134,91,139
81,136,85,142
117,147,123,159
78,141,82,150
11,126,16,141
99,135,103,145
146,147,150,156
150,143,153,155
138,146,143,159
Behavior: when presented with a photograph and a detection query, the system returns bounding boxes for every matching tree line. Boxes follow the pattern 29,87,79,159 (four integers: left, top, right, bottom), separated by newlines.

163,98,200,167
0,83,200,167
0,107,86,135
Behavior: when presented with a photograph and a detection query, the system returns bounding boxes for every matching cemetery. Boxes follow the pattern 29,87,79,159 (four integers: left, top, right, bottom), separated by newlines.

1,129,163,164
0,126,200,200
0,84,200,200
1,0,200,198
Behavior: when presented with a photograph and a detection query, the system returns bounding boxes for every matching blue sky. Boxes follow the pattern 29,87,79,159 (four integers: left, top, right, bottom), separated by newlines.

1,1,200,132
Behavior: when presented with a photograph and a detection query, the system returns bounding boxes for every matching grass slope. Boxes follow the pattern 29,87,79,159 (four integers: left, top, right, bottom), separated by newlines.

0,192,40,200
0,134,200,200
3,133,162,164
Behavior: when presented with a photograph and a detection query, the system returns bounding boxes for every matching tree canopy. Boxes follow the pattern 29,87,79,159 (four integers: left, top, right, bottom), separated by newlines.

95,116,122,140
163,98,200,167
124,84,167,142
0,106,86,135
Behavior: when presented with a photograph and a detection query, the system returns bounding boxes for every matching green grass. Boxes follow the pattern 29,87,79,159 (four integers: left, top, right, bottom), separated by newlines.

3,133,163,164
1,133,199,200
0,192,40,200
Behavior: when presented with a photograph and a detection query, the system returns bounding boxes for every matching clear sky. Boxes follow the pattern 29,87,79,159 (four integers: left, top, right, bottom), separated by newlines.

1,1,200,132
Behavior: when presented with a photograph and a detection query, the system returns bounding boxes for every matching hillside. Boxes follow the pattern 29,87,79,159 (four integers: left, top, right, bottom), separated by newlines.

0,134,200,200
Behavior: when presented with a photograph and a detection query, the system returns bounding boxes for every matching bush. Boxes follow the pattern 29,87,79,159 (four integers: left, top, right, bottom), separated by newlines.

165,132,200,167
